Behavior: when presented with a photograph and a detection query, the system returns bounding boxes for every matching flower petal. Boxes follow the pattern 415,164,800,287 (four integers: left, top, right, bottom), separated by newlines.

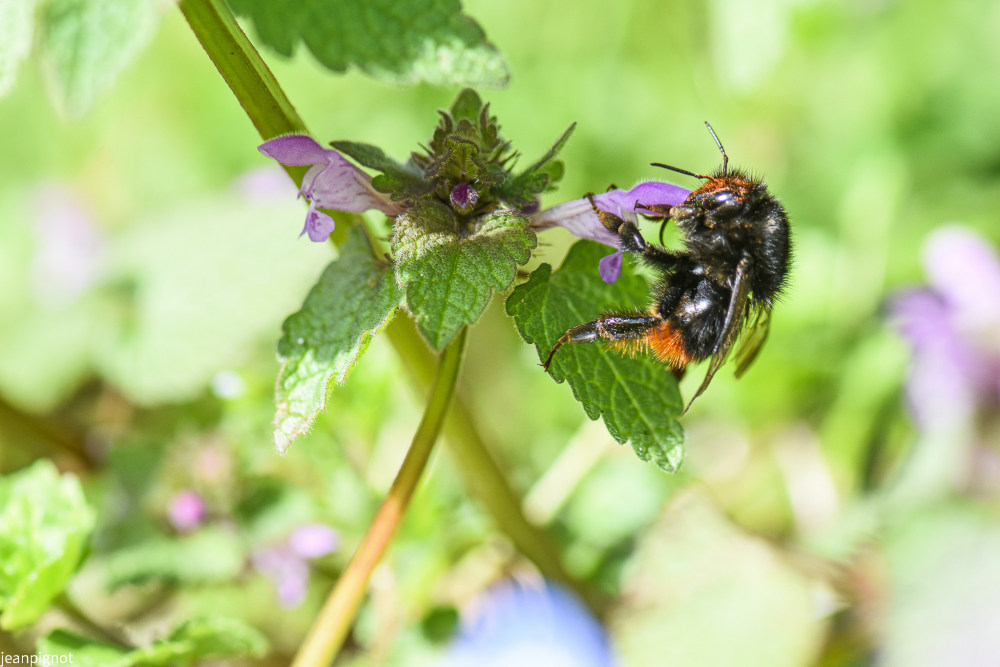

260,135,403,218
923,226,1000,338
300,202,336,242
167,491,206,531
888,288,986,429
534,180,691,248
289,524,339,559
594,180,690,216
306,158,401,216
258,135,332,165
252,546,310,609
598,250,623,283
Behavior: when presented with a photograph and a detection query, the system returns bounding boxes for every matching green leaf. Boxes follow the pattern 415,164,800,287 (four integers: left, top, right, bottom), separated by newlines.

38,618,269,666
0,460,95,630
228,0,509,88
103,528,245,589
0,0,36,97
393,202,536,349
275,226,403,453
40,0,162,117
506,240,685,472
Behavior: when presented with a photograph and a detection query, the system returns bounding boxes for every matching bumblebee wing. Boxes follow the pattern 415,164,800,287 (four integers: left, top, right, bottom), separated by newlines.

733,306,772,378
683,255,752,413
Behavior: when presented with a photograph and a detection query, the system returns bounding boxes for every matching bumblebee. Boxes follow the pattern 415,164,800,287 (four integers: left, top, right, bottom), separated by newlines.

543,123,791,412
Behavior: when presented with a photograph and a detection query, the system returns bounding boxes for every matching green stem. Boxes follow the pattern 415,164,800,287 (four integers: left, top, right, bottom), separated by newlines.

290,328,467,667
178,0,305,138
385,316,610,617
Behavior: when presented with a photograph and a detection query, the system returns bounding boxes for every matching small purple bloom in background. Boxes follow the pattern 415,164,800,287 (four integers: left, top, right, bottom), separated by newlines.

252,523,339,608
889,226,1000,430
167,491,207,532
258,135,402,243
288,523,339,559
252,545,311,608
534,181,690,282
31,183,105,305
448,580,615,667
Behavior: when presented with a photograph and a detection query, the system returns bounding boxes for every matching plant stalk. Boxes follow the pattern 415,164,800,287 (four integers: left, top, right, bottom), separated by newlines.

291,328,467,667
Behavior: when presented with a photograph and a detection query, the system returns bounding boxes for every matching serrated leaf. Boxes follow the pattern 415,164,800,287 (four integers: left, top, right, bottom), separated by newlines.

228,0,509,88
38,618,269,666
393,202,536,349
0,460,95,630
41,0,162,117
0,0,36,97
274,226,403,453
506,240,685,472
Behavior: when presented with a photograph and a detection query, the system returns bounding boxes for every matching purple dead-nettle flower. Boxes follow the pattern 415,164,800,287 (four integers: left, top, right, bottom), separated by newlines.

288,523,339,559
889,226,1000,430
534,181,691,283
167,490,207,532
258,135,402,243
450,182,480,214
252,522,340,608
32,183,105,304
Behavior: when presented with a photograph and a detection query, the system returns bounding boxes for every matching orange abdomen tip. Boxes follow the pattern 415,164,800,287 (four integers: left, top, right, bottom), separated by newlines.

645,321,692,369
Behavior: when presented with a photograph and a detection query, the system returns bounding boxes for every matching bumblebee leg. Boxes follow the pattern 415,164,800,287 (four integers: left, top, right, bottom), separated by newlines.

543,313,660,370
635,203,673,217
585,194,676,269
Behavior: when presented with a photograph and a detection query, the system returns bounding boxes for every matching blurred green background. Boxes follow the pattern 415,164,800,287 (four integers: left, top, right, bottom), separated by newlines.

2,0,1000,664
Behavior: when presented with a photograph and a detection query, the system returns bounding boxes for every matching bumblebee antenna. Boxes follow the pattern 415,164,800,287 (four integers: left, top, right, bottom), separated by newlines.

704,121,728,175
649,163,709,180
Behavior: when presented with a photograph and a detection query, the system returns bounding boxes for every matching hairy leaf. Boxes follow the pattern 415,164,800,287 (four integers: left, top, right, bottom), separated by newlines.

506,240,685,472
41,0,161,117
275,226,403,453
0,461,95,630
393,202,536,349
228,0,509,88
0,0,36,97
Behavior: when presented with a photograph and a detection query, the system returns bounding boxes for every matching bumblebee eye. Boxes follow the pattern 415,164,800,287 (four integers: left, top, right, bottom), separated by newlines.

703,190,739,213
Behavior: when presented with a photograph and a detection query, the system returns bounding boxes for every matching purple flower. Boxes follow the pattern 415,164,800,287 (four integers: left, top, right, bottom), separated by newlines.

167,491,207,532
598,249,623,284
31,183,105,304
448,580,615,667
288,523,339,559
258,135,402,242
252,545,311,608
889,226,1000,430
534,181,690,282
450,182,480,213
252,523,340,608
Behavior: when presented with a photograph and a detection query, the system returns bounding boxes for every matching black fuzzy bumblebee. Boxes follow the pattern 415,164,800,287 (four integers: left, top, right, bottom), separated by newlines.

543,123,791,411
